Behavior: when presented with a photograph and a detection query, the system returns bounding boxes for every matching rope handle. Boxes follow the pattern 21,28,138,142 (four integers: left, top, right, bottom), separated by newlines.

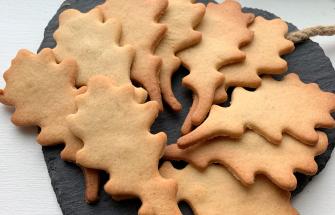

286,25,335,43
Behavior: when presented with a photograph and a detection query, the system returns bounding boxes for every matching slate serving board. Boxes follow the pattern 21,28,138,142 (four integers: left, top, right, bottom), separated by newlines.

38,0,335,214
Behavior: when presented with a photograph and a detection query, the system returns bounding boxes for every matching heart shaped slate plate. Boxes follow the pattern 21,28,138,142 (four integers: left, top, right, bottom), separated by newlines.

38,0,335,214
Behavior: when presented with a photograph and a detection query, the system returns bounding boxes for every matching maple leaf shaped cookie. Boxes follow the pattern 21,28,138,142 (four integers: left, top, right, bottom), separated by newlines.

99,0,168,108
160,163,298,215
156,0,205,111
178,0,254,128
178,73,335,148
67,76,181,215
165,131,328,191
214,16,295,103
0,48,99,203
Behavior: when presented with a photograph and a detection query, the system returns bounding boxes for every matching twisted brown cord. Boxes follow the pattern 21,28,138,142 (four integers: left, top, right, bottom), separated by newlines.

286,25,335,43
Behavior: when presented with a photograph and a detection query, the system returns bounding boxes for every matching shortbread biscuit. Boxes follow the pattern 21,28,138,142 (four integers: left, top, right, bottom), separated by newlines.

67,76,181,215
178,73,335,148
166,131,328,191
157,0,205,111
99,0,168,108
160,162,298,215
0,48,99,203
53,8,147,101
178,0,254,130
214,16,295,103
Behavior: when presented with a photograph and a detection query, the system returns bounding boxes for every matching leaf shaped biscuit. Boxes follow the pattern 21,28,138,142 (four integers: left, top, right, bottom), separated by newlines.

165,131,328,191
178,0,254,127
99,0,168,108
67,76,181,215
54,9,135,85
0,48,99,203
178,73,335,148
214,16,295,103
156,0,205,111
160,163,298,215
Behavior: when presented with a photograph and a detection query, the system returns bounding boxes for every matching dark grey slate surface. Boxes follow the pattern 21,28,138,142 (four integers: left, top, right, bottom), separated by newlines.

39,0,335,214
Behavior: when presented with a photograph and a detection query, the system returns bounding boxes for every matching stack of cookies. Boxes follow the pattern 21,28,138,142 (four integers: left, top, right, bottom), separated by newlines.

1,0,335,214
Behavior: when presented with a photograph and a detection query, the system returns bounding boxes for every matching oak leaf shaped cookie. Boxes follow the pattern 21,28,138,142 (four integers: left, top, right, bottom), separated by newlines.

54,8,134,87
0,48,99,203
160,163,298,215
214,16,295,103
166,131,328,191
99,0,168,108
178,73,335,148
157,0,205,111
178,0,254,127
67,76,181,215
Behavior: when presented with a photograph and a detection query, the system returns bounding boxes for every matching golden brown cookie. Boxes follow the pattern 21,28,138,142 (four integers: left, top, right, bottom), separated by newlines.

178,73,335,148
157,0,205,111
166,131,328,191
54,7,135,86
0,48,99,203
99,0,168,108
214,16,295,103
178,0,254,132
160,162,298,215
53,8,146,101
67,76,181,215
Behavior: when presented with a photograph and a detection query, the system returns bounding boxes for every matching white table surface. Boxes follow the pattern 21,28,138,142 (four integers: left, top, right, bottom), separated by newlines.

0,0,334,214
